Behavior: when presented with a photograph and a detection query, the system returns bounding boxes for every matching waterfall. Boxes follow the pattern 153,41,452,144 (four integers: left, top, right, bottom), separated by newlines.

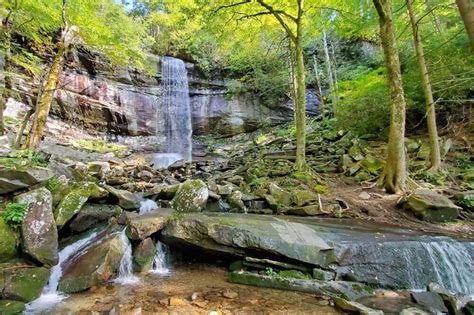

150,240,171,275
155,56,192,168
113,229,140,285
139,199,159,215
420,241,474,295
25,232,99,313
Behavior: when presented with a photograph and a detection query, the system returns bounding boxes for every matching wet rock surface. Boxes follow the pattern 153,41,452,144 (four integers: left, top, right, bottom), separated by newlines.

126,208,174,240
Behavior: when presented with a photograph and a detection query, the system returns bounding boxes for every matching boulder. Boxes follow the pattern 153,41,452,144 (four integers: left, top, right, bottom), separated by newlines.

400,307,430,315
333,297,383,315
133,238,156,273
58,231,125,293
144,184,180,200
454,190,473,212
105,185,141,210
118,210,139,225
266,183,292,211
462,301,474,315
126,209,174,240
291,190,318,207
0,217,17,263
69,203,123,233
0,300,25,314
87,161,110,179
411,291,448,314
170,180,209,212
284,205,322,216
0,167,53,195
0,264,50,302
227,190,247,213
313,268,336,281
405,189,461,222
228,271,374,301
14,188,58,265
54,187,90,227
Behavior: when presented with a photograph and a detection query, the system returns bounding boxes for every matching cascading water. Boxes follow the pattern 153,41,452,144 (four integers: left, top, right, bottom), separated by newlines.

154,56,192,169
138,199,159,215
113,229,140,285
150,240,171,275
25,232,99,313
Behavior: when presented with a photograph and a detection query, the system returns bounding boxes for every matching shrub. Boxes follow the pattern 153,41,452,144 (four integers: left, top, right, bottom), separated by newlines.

3,203,28,229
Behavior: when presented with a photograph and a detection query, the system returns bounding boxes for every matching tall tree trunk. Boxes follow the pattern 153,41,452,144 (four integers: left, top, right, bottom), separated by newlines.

25,43,65,149
329,37,339,100
0,17,13,136
456,0,474,48
313,54,325,110
373,0,407,194
294,31,307,171
322,32,336,104
288,40,298,121
407,0,441,171
424,0,443,33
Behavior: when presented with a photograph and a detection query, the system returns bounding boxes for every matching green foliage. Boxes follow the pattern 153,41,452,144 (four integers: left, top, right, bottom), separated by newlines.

334,68,391,136
72,139,126,154
421,169,449,186
3,203,28,229
46,176,62,192
0,151,49,170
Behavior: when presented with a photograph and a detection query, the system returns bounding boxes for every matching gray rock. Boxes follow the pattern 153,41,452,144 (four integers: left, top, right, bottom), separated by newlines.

0,264,50,302
105,185,142,210
400,307,430,315
0,167,53,195
14,188,58,266
333,297,383,314
69,203,123,233
405,189,460,222
126,208,174,240
411,291,448,314
133,238,156,273
228,271,374,301
227,190,247,213
170,180,208,212
313,268,336,281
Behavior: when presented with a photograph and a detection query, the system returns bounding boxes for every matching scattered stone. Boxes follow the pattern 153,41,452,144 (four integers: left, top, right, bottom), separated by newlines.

292,190,319,207
87,161,110,179
0,167,53,195
0,264,50,302
191,292,198,301
217,184,234,196
192,300,208,308
126,208,174,240
222,289,238,299
284,204,322,216
118,211,139,225
411,291,448,314
58,231,125,293
133,238,156,273
105,185,142,210
169,297,189,306
0,217,17,263
405,188,461,222
69,203,123,233
359,191,371,200
228,190,247,213
266,183,292,210
144,184,179,200
14,188,58,266
333,297,384,315
170,179,209,212
228,271,373,301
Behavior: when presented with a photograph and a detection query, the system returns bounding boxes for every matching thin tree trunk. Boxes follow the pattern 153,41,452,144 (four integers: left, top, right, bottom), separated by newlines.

313,54,325,110
288,40,297,121
25,43,65,149
373,0,407,194
424,0,443,33
456,0,474,48
322,32,335,104
329,38,339,100
13,108,34,149
294,31,306,171
407,0,441,171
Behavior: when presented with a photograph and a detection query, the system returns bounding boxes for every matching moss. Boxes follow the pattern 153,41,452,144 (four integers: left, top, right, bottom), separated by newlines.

72,139,126,153
278,270,312,280
55,188,90,227
0,217,18,262
0,150,48,171
2,266,50,302
0,300,25,314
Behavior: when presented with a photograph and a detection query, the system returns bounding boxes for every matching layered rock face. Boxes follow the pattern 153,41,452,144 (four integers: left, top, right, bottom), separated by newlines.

37,53,296,138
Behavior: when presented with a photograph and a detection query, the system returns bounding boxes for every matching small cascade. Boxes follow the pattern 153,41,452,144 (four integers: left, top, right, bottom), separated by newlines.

139,199,159,215
150,240,171,275
155,56,192,168
25,231,99,313
114,229,140,285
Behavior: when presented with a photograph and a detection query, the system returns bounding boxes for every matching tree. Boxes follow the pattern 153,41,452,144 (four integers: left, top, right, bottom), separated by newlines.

456,0,474,48
373,0,407,193
406,0,441,171
215,0,307,171
22,0,146,149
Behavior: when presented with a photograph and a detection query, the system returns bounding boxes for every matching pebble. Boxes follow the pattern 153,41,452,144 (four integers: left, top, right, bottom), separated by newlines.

169,297,189,306
222,290,238,299
359,191,371,200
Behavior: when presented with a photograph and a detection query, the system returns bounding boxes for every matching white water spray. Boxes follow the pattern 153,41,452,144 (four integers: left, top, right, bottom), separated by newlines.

113,229,140,285
150,240,171,275
25,232,99,313
139,199,159,215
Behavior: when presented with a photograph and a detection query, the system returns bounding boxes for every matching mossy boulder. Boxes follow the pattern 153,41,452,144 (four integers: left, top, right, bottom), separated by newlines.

0,300,25,314
126,208,174,240
0,264,50,302
0,167,53,195
105,185,141,210
291,190,318,207
284,205,322,216
54,188,90,228
171,180,209,212
58,232,124,293
227,191,247,213
144,184,180,200
0,218,18,263
133,238,156,273
69,203,123,233
265,183,292,211
405,189,461,222
14,188,58,265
